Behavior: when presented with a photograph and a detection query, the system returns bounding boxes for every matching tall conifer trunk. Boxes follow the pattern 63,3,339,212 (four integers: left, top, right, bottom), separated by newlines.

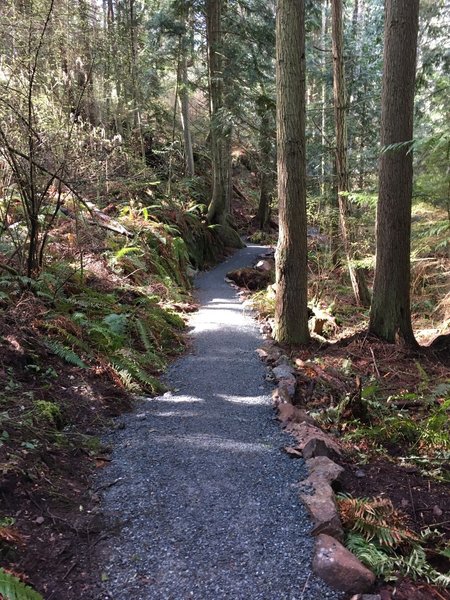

274,0,310,345
369,0,419,344
331,0,371,307
205,0,242,248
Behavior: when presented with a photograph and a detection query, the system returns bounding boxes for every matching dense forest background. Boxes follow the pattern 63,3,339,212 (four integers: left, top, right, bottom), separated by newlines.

0,0,449,598
0,0,448,334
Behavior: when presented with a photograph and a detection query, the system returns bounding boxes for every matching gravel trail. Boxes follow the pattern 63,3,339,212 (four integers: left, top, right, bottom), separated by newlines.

96,244,342,600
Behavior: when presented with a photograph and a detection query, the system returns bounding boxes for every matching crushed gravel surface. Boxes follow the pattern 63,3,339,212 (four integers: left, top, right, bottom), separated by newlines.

95,244,343,600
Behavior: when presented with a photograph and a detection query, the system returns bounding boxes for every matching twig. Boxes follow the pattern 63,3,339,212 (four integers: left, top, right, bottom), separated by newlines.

300,573,311,599
95,477,124,493
370,346,381,378
62,562,76,581
421,520,450,528
408,477,417,522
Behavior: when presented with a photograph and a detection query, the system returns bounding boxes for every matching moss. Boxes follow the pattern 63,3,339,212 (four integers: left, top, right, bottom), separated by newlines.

34,400,62,428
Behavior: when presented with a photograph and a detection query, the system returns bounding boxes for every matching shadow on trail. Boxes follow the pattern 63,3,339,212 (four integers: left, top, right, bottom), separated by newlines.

95,243,343,600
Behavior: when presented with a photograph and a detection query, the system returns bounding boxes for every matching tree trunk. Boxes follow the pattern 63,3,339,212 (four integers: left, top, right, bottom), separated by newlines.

320,0,329,197
178,50,195,177
257,105,274,231
274,0,310,345
369,0,419,345
331,0,371,307
205,0,242,248
178,5,195,177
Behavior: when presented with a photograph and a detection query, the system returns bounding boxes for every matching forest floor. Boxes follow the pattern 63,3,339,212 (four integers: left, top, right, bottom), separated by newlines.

285,334,450,600
238,261,450,598
0,238,448,599
0,179,448,598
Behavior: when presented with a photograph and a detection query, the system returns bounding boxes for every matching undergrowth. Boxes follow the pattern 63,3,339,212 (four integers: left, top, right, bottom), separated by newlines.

0,187,225,597
337,494,450,587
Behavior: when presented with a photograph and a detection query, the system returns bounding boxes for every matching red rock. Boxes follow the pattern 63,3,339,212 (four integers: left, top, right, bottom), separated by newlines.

305,456,344,485
313,534,376,594
299,478,344,540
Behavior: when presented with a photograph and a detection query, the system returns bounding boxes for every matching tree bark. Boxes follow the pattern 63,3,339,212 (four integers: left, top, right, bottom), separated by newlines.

369,0,419,345
256,103,274,231
331,0,371,307
178,50,195,177
205,0,242,248
178,5,195,177
274,0,310,345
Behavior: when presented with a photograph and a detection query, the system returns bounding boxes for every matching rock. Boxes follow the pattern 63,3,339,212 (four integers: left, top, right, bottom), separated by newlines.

276,404,315,426
299,479,344,540
277,403,295,424
303,436,341,460
277,377,296,399
313,534,376,594
350,595,381,600
226,267,272,291
355,469,366,478
35,516,45,525
306,456,344,485
284,423,341,458
255,259,274,272
272,364,296,380
272,385,292,406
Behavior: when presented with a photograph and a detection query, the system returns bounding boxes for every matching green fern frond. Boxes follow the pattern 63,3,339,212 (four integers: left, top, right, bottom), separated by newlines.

0,568,44,600
41,323,92,355
337,494,417,548
111,351,165,393
44,340,88,369
134,318,155,353
133,319,166,368
346,533,395,579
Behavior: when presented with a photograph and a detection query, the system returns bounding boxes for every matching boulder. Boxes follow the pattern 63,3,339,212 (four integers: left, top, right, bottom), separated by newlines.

285,422,342,458
299,478,344,540
277,377,296,399
277,403,295,424
305,456,344,485
272,364,296,380
276,404,315,426
226,267,272,291
255,259,274,272
303,437,340,460
272,385,292,406
313,534,376,594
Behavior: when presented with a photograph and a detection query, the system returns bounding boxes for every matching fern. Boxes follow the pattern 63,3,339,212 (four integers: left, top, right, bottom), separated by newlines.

133,319,166,370
134,317,155,352
346,533,395,579
347,533,450,586
0,568,44,600
44,340,88,369
337,494,418,547
41,323,92,355
109,352,165,394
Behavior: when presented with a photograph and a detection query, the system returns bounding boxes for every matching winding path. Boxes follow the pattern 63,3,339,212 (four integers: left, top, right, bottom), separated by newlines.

96,244,342,600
